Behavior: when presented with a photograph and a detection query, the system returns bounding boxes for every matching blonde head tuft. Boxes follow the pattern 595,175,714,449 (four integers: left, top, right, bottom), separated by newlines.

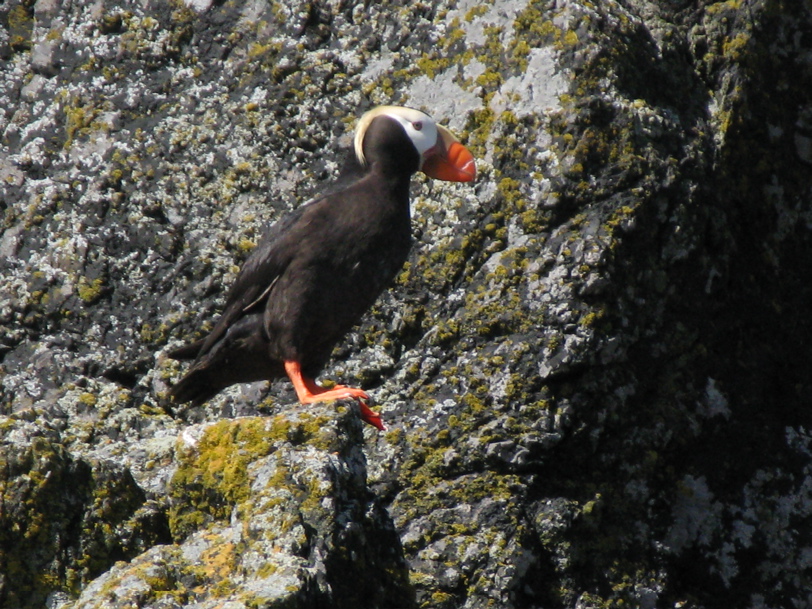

353,106,437,167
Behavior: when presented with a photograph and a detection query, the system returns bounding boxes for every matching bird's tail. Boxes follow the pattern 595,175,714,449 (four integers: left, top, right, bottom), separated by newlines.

167,339,206,361
168,367,220,407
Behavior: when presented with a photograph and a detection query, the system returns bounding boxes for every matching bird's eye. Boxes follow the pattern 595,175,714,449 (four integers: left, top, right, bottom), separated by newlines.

413,121,423,131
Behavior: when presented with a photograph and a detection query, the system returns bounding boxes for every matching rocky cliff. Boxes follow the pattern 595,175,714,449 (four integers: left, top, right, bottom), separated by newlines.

1,0,811,608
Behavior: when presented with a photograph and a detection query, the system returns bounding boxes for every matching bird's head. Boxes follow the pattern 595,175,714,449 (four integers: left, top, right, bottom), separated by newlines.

354,106,476,182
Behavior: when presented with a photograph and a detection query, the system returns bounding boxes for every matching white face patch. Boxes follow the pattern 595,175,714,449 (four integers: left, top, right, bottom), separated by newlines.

382,109,439,161
354,106,440,168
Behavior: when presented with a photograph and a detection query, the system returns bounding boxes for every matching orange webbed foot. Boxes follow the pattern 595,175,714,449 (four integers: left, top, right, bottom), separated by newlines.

284,360,385,431
298,384,369,404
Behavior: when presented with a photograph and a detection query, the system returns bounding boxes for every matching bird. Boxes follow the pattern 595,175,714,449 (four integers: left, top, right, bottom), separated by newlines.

167,105,476,430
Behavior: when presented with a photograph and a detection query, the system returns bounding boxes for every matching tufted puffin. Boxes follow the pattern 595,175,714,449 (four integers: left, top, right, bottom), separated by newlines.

167,106,476,430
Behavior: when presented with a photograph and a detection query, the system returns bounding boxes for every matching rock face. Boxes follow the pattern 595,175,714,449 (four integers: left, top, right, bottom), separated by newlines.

1,0,811,608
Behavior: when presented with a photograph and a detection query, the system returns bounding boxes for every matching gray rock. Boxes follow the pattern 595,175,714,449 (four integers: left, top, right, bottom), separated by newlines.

1,0,811,608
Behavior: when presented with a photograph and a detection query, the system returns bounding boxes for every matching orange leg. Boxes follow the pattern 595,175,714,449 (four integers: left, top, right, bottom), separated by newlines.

284,360,385,431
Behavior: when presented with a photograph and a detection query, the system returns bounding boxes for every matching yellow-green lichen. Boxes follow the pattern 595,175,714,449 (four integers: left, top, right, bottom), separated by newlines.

416,54,452,79
168,414,337,540
169,418,276,539
77,277,105,304
8,4,33,51
77,392,97,407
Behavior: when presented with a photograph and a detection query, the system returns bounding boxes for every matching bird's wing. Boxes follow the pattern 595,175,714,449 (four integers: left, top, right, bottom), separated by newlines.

194,202,314,358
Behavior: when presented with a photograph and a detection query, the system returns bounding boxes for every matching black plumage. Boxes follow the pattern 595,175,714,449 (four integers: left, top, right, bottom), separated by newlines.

168,106,475,429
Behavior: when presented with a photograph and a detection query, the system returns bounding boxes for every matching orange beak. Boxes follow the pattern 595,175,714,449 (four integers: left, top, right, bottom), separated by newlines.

421,126,477,182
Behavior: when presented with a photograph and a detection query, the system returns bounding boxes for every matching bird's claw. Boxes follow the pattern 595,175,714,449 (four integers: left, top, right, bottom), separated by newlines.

286,361,384,430
330,386,385,430
358,399,386,431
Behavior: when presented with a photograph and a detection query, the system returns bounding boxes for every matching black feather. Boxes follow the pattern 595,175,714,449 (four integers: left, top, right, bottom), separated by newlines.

168,114,420,403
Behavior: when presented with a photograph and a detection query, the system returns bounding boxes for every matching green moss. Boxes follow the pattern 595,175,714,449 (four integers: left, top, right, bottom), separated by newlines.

255,561,278,578
510,39,532,71
416,54,451,79
169,418,276,539
474,67,502,89
580,310,604,328
8,5,31,30
78,392,97,407
706,0,743,14
140,322,171,344
512,0,561,58
562,29,579,47
169,414,337,540
136,563,189,604
0,430,164,605
8,4,33,51
63,99,105,149
237,238,256,253
722,32,750,61
464,4,490,21
77,277,105,304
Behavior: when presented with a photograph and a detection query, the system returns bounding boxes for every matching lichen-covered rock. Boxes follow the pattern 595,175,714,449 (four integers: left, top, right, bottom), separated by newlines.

1,0,811,608
0,419,169,609
70,404,412,609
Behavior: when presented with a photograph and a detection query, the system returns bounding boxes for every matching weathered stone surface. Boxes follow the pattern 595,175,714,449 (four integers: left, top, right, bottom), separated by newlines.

69,406,411,609
1,0,811,608
0,419,170,609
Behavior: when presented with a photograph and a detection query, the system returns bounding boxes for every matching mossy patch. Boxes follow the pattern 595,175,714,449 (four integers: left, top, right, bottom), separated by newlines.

169,418,275,539
0,427,165,608
168,414,336,540
76,276,105,304
8,4,34,51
